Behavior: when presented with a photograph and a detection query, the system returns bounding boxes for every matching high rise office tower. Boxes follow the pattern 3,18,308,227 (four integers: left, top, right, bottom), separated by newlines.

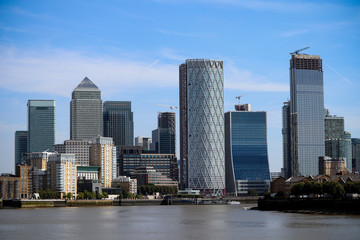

103,101,134,146
344,132,352,171
15,131,28,168
225,104,271,196
179,59,225,195
282,101,291,178
135,137,152,150
70,77,102,140
324,112,345,159
28,100,55,153
352,138,360,173
151,112,176,154
283,53,325,176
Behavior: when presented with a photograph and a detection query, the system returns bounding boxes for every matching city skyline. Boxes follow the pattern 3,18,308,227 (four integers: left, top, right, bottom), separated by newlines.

1,0,359,174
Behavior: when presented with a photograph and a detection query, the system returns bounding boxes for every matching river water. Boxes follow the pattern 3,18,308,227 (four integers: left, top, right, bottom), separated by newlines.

1,204,360,240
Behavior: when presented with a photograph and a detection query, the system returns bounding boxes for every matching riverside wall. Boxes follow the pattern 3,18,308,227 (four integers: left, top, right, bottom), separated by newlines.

258,198,360,214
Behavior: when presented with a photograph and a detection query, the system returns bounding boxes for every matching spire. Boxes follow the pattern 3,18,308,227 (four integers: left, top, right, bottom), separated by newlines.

74,77,99,91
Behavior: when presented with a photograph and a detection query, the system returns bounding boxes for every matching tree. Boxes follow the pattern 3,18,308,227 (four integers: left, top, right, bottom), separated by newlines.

248,189,258,196
323,181,345,198
77,192,84,199
65,192,73,200
122,189,131,199
291,183,304,196
103,192,109,199
95,190,101,199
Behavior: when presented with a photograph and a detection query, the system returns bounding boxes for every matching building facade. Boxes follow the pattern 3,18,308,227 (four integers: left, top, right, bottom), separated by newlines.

352,138,360,173
283,53,325,177
112,176,137,194
132,166,178,187
180,59,225,195
118,146,178,182
47,153,77,198
89,137,116,188
282,101,292,178
344,132,352,172
77,166,101,180
27,100,55,153
324,112,345,160
225,109,271,196
70,77,102,140
54,139,92,166
103,101,134,146
15,130,28,168
318,156,348,175
151,112,176,155
135,137,152,150
26,151,55,170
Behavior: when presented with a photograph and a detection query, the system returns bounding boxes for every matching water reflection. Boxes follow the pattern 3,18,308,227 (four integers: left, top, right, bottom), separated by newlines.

0,205,360,240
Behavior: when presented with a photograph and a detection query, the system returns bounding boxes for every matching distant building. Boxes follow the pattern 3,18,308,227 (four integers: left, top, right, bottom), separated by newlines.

54,139,92,166
26,151,56,170
271,172,282,180
27,100,55,153
103,101,134,146
0,165,33,199
282,101,292,178
352,138,360,173
70,77,102,140
118,146,178,182
179,59,225,195
47,153,77,198
77,166,101,180
77,179,102,194
319,156,349,175
225,105,271,196
14,130,28,168
112,176,137,195
344,132,352,172
324,112,345,160
132,166,178,187
283,53,325,177
135,137,152,150
151,112,176,155
89,137,116,188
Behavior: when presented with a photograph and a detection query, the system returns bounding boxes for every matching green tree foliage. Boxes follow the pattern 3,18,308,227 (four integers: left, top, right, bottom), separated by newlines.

137,185,178,195
323,181,345,198
344,182,360,194
77,192,85,199
290,182,304,196
103,192,109,199
39,190,60,199
302,181,323,195
66,192,73,200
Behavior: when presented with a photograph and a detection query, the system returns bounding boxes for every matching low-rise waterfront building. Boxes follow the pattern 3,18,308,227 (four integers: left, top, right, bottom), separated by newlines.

319,156,349,175
132,166,178,187
47,153,77,199
90,137,116,188
112,176,137,194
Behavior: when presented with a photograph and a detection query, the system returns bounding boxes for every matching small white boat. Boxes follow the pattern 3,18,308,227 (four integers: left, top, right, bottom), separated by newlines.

227,201,241,205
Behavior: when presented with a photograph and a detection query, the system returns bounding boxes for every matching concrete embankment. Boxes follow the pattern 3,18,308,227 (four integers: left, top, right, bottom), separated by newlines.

2,199,66,208
258,198,360,214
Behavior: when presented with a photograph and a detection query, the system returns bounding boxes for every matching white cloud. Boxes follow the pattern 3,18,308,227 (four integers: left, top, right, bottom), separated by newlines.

0,47,178,97
0,46,289,96
225,65,288,92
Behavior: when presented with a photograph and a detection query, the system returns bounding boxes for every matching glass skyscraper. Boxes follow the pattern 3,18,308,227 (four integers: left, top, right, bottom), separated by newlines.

283,53,325,177
150,112,176,155
179,59,225,196
225,109,270,195
27,100,55,153
103,101,134,146
70,77,102,140
15,130,28,167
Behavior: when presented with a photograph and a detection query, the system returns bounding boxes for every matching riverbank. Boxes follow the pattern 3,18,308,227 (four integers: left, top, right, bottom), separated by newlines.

1,196,258,208
257,198,360,215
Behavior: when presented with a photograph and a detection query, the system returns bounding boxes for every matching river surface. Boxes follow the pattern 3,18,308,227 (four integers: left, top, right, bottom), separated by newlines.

1,204,360,240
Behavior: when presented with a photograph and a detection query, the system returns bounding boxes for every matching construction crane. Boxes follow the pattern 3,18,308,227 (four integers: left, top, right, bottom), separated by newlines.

157,104,178,112
235,94,246,106
290,46,310,56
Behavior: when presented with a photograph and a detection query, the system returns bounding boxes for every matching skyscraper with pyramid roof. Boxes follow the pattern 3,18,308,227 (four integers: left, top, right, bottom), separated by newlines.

70,77,103,140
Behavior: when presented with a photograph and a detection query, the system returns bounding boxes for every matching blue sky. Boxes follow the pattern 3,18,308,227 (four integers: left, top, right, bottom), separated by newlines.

0,0,359,174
